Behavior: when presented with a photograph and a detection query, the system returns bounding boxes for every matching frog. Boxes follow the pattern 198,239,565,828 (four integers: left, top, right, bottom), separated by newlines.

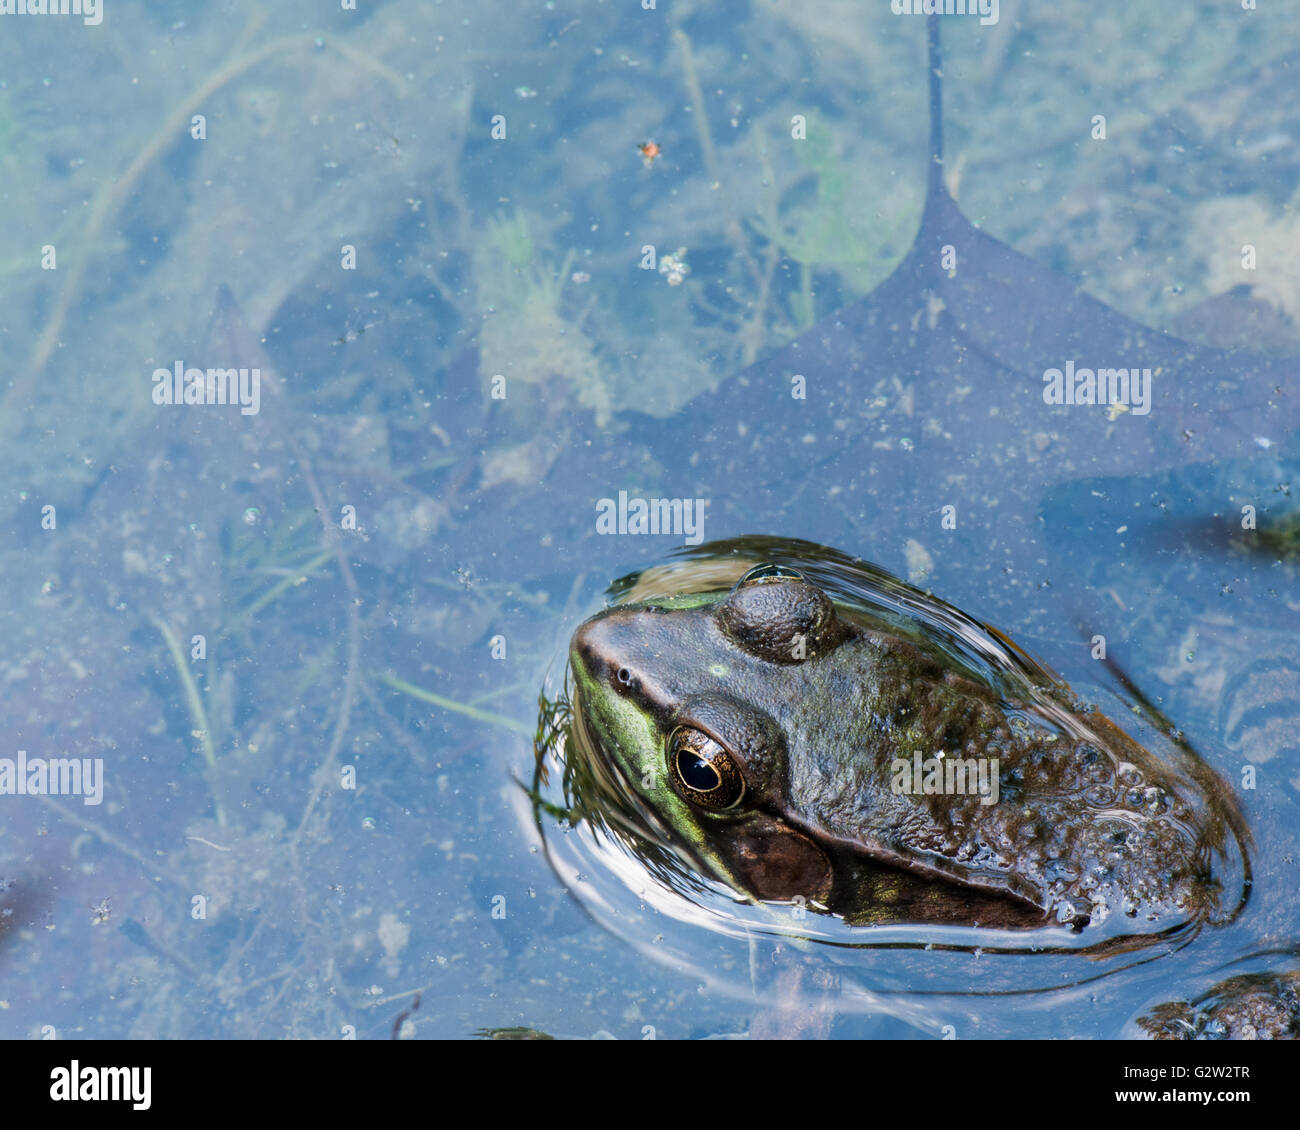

566,556,1251,944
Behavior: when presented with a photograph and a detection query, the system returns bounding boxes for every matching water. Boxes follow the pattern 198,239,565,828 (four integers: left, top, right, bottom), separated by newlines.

0,0,1297,1039
534,537,1261,1037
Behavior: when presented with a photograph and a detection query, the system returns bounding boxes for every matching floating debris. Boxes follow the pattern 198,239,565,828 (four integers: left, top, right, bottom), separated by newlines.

637,140,661,168
658,247,690,286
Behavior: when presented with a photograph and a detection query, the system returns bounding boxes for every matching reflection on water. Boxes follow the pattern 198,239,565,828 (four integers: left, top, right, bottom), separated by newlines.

530,537,1274,1035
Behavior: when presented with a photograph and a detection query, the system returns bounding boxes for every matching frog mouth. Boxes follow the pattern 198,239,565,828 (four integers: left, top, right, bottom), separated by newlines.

760,807,1064,930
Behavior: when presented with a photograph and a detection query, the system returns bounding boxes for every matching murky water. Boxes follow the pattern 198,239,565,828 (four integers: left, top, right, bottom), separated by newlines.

0,1,1296,1039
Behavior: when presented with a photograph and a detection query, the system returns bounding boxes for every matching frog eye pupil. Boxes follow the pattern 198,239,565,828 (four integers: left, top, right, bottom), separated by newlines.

667,727,746,810
676,751,720,792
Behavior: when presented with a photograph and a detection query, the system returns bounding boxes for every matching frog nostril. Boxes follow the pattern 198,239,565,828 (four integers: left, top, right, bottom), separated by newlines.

616,666,635,687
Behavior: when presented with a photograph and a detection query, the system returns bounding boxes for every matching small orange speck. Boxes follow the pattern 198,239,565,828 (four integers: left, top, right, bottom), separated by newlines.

637,141,661,166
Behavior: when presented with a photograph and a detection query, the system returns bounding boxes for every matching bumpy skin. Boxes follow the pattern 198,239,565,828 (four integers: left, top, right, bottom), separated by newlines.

1136,973,1300,1039
569,570,1242,937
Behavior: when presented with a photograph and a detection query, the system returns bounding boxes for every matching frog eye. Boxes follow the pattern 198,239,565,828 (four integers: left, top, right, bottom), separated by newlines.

717,565,839,664
667,726,746,811
737,563,804,586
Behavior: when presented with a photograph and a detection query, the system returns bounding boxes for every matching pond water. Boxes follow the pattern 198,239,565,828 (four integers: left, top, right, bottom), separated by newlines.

0,0,1296,1039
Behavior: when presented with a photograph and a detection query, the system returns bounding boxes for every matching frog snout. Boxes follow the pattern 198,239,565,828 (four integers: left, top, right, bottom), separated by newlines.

570,613,633,685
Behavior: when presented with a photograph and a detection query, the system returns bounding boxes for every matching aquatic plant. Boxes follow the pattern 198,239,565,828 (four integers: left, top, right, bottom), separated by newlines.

476,208,614,427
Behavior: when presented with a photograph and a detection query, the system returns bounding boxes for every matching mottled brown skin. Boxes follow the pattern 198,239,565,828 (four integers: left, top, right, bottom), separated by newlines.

569,565,1245,940
1137,972,1300,1040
